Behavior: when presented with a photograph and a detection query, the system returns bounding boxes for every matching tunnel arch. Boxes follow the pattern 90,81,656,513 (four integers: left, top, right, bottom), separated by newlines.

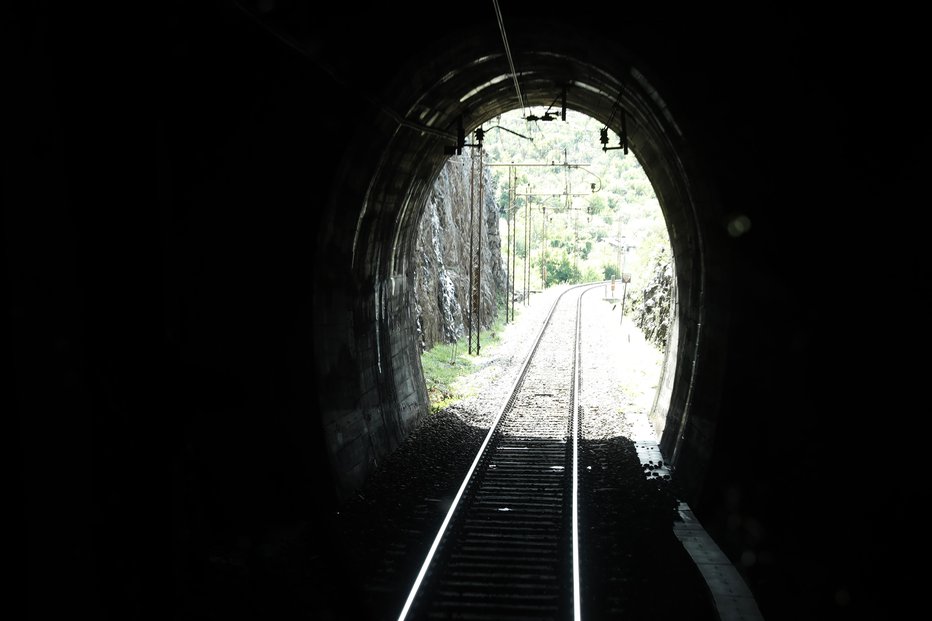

312,19,732,504
11,4,921,618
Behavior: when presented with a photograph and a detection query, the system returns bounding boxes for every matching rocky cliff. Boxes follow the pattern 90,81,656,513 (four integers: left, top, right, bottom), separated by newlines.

633,247,674,351
412,155,505,351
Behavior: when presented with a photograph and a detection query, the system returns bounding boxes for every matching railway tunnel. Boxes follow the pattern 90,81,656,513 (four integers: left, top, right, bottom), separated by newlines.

11,1,920,619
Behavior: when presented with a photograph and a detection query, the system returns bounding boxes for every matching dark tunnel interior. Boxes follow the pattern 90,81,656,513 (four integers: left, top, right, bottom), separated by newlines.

9,2,923,619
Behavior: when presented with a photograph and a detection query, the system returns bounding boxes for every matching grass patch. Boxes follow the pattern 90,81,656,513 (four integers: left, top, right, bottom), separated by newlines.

421,341,473,413
420,302,514,413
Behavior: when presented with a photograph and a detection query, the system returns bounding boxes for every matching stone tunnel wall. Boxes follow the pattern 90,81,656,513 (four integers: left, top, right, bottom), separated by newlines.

321,152,507,501
319,273,427,493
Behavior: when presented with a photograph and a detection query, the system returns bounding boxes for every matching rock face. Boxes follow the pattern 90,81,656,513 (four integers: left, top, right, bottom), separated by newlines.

633,247,674,351
413,155,505,351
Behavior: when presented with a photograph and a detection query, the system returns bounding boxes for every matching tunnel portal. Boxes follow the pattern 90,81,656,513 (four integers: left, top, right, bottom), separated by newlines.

15,2,921,618
312,23,724,508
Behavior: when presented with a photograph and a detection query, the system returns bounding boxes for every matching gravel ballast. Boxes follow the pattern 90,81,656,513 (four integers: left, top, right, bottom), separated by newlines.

334,284,715,620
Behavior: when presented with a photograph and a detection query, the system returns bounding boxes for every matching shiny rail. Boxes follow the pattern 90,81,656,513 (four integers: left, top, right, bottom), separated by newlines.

399,283,602,620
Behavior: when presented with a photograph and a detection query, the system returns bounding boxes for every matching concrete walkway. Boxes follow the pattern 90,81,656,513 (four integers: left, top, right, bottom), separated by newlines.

634,438,765,620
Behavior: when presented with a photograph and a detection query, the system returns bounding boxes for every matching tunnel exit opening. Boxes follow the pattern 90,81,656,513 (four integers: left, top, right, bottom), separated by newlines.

413,105,676,444
313,21,728,506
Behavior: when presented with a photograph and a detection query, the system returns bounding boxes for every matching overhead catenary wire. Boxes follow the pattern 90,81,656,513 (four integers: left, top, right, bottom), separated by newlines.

601,85,629,153
605,83,626,129
492,0,527,117
485,125,533,141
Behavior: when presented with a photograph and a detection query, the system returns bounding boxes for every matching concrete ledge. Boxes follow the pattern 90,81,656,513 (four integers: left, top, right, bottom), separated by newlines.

673,503,765,620
636,439,765,620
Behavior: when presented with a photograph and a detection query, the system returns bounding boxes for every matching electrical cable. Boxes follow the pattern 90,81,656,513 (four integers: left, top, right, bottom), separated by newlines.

492,0,527,117
484,125,533,141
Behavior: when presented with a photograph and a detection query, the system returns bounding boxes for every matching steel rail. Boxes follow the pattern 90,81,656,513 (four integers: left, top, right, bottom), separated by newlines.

399,282,604,620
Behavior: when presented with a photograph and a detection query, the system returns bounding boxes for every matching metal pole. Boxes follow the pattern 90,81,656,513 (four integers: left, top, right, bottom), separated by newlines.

511,172,518,319
617,220,623,275
468,153,475,354
541,204,546,289
619,247,628,326
525,186,531,305
477,146,483,356
511,168,517,319
505,167,512,323
565,148,578,276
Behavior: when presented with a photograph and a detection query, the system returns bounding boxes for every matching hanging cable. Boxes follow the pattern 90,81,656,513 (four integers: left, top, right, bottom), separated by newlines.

600,109,628,153
541,85,568,121
601,85,629,152
605,84,625,128
492,0,527,117
484,125,533,141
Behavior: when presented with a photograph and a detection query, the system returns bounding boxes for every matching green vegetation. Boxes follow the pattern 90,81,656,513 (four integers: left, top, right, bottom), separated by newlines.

486,108,670,292
420,301,511,413
422,107,674,411
485,107,673,350
420,341,472,413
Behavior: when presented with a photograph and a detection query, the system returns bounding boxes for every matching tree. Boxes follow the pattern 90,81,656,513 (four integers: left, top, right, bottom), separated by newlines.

545,252,580,285
487,108,671,307
587,194,606,215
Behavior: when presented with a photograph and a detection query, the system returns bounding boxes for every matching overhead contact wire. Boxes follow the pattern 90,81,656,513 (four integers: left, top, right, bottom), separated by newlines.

492,0,526,117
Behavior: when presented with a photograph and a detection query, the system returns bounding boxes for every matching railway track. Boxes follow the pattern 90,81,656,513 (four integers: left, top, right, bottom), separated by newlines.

399,284,600,620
